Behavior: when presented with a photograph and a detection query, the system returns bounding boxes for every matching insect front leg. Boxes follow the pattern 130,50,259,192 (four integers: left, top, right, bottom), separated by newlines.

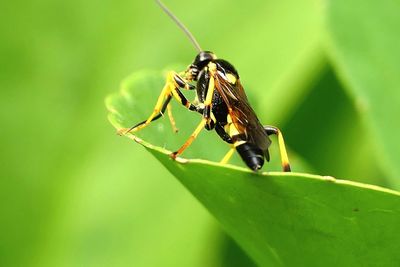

264,126,291,172
120,71,199,135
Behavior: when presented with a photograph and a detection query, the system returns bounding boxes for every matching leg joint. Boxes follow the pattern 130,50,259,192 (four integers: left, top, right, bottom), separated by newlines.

264,125,279,136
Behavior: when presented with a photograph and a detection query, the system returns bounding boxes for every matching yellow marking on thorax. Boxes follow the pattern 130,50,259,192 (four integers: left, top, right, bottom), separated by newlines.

205,76,214,105
226,73,237,84
208,62,217,72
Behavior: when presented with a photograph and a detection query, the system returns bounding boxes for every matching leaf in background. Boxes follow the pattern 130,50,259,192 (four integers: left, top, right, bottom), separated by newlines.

325,0,400,188
106,70,400,266
215,0,325,125
283,66,387,186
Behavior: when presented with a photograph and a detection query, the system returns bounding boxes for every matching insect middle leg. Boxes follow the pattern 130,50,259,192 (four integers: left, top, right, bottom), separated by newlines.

220,146,235,164
264,126,291,172
166,103,178,133
170,72,216,158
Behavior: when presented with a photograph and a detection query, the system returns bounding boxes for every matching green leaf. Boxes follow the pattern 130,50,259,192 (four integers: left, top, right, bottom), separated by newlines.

106,71,400,266
325,0,400,188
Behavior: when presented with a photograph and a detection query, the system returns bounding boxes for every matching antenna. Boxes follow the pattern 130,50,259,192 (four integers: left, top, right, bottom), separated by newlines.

155,0,202,52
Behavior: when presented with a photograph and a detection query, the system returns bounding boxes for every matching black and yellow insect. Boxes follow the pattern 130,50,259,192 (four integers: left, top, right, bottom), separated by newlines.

122,0,291,172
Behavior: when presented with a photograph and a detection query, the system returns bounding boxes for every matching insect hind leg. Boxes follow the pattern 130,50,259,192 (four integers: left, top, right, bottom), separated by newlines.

264,126,291,172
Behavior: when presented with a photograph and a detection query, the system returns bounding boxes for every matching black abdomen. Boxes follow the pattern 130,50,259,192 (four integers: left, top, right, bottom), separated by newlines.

236,143,265,171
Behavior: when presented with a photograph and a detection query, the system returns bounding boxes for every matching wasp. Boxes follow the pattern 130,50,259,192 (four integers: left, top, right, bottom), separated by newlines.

121,0,291,172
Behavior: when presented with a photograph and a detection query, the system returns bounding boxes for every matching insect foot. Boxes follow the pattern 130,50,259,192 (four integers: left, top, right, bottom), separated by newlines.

169,152,178,160
117,128,129,136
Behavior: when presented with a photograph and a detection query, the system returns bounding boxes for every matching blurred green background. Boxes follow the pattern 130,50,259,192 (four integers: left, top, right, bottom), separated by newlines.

1,0,399,266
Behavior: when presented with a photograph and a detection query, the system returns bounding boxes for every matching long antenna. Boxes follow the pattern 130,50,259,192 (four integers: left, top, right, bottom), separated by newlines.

155,0,202,52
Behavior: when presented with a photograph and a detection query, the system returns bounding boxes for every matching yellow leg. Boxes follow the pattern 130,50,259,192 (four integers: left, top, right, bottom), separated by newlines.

120,71,196,135
120,73,174,135
167,103,178,133
265,126,291,172
171,69,216,158
277,131,290,171
170,118,206,158
220,147,235,164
